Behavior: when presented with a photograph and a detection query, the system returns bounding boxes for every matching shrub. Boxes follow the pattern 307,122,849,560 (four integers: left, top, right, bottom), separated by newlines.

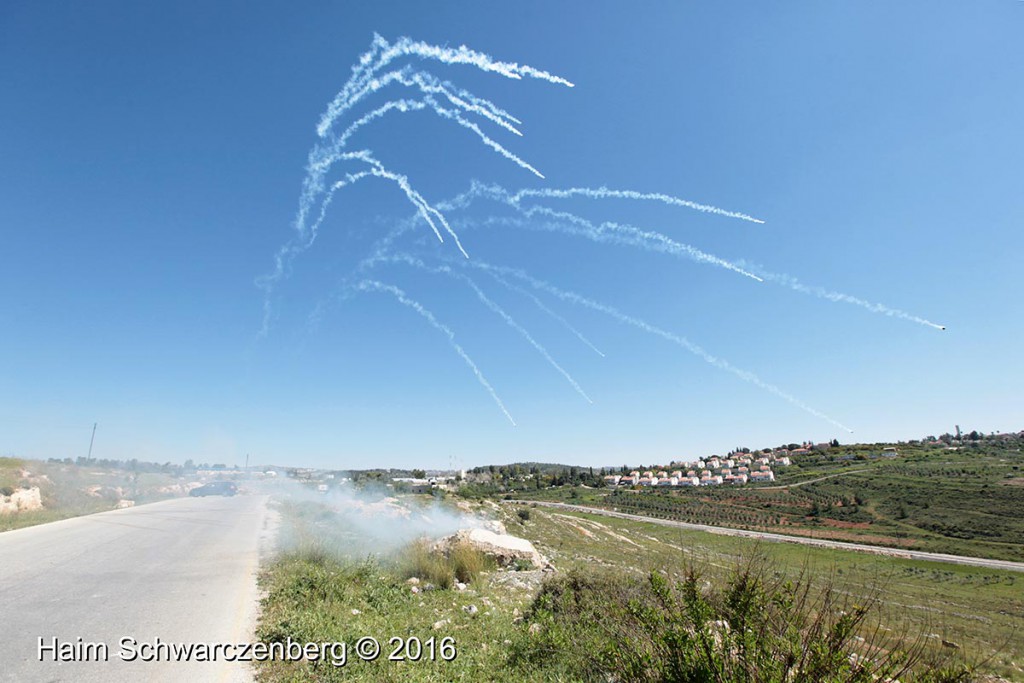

517,508,531,522
450,541,493,584
0,486,13,497
397,538,493,587
398,539,454,589
510,555,974,682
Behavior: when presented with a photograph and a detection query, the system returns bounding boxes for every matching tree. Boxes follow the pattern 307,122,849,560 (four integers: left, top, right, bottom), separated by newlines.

411,469,426,479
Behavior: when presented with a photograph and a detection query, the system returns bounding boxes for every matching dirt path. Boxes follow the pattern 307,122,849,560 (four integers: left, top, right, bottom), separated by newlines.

509,500,1024,574
759,468,870,490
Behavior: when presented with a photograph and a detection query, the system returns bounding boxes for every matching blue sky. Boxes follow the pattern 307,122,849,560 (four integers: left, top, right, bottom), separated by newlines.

2,1,1021,470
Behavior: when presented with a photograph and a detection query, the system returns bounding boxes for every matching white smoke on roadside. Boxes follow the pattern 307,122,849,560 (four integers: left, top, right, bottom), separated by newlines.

254,476,489,559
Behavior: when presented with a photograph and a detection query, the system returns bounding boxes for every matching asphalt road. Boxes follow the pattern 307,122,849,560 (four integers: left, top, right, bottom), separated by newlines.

0,495,275,683
514,500,1024,573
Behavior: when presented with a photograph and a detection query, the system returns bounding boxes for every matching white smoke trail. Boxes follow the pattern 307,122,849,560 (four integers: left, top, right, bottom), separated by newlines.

312,67,523,157
318,33,574,137
489,273,606,358
258,150,464,337
455,259,854,433
302,70,524,249
318,98,429,170
510,186,765,224
262,35,571,336
376,255,593,403
413,94,543,178
347,150,466,255
734,261,946,331
465,212,764,282
356,279,516,426
440,182,762,281
441,182,943,331
312,72,540,179
455,272,593,404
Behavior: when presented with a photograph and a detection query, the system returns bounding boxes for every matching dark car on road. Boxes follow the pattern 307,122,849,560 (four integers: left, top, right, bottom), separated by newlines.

188,482,238,497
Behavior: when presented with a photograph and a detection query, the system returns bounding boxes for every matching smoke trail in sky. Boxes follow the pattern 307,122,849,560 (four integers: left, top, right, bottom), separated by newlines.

260,33,939,434
734,261,947,331
488,273,606,358
260,36,571,336
377,255,594,404
348,150,466,255
440,182,763,281
510,186,765,224
439,181,943,331
462,212,764,282
356,279,516,426
318,33,574,137
455,273,593,404
259,151,462,336
312,68,540,175
313,68,522,158
455,259,854,433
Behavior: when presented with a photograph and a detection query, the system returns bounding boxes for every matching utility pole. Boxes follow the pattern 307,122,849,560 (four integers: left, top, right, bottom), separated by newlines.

87,422,97,459
245,453,250,472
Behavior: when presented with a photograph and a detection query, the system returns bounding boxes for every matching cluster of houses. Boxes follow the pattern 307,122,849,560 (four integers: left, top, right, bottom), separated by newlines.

603,451,793,488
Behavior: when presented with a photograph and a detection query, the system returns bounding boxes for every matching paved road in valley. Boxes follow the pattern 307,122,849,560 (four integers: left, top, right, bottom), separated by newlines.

0,495,275,683
513,500,1024,573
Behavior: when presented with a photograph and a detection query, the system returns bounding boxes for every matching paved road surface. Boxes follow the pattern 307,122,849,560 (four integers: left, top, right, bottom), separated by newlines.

514,500,1024,573
0,495,275,683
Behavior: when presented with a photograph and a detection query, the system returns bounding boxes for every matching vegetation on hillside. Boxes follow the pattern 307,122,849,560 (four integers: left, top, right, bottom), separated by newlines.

478,433,1024,562
253,496,1009,682
511,560,972,682
0,456,199,531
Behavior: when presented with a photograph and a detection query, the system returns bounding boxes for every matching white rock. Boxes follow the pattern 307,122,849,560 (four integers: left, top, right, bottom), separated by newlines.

432,528,547,569
483,519,507,535
0,487,43,515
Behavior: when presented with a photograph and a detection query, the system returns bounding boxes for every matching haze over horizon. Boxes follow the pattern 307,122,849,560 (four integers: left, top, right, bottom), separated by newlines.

2,2,1022,471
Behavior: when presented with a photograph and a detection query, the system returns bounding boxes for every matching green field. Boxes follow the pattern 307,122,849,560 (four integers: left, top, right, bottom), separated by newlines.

506,436,1024,562
255,494,1024,681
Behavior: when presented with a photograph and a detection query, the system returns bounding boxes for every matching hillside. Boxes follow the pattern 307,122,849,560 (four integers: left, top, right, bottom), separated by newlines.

254,490,1022,681
464,432,1024,562
1,456,207,531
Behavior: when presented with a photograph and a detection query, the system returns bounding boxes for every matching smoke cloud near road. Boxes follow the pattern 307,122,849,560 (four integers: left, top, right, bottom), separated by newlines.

255,476,487,558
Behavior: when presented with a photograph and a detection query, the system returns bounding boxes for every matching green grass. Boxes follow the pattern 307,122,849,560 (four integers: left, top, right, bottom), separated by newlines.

254,495,1023,682
512,504,1024,680
510,439,1024,562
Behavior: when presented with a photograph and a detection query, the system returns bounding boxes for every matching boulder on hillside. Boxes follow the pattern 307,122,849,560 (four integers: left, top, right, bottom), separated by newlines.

0,486,43,515
433,528,547,569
